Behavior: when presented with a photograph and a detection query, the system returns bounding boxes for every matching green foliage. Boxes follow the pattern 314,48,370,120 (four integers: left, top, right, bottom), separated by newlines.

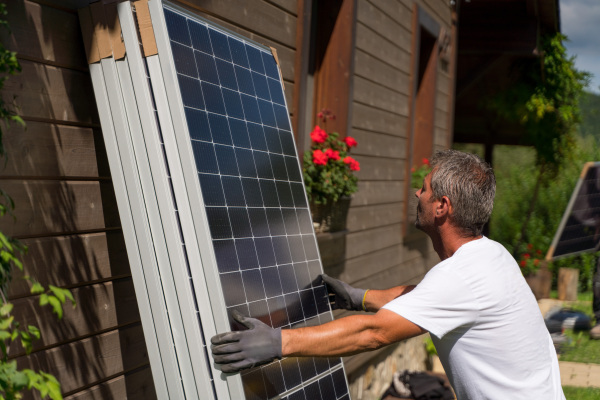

423,335,437,356
303,122,359,205
410,159,431,189
0,6,74,399
577,91,600,139
563,386,600,400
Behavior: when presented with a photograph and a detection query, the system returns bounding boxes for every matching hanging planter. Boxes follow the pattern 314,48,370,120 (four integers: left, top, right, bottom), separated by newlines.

311,196,352,233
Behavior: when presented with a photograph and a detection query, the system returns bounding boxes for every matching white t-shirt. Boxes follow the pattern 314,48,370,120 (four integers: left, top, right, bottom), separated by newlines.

382,237,564,400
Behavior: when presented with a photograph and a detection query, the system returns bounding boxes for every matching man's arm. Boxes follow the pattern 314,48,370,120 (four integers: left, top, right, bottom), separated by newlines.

282,309,425,357
212,309,427,372
363,286,416,312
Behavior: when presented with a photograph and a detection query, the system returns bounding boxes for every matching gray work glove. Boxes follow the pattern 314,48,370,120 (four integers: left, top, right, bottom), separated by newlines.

321,273,367,311
211,310,282,373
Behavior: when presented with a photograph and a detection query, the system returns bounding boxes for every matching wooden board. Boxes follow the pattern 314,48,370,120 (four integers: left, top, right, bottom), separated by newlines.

352,102,408,137
353,75,409,116
347,202,404,231
8,231,129,298
345,223,403,259
15,324,150,395
10,278,141,357
0,180,120,238
0,122,108,178
63,366,156,400
1,59,99,125
355,23,410,73
350,129,407,158
2,0,87,70
368,0,412,31
352,180,404,207
354,50,410,95
357,0,411,51
174,0,297,48
352,155,404,181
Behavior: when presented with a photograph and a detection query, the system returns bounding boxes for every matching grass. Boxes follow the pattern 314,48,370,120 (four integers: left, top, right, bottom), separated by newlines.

563,386,600,399
552,291,600,364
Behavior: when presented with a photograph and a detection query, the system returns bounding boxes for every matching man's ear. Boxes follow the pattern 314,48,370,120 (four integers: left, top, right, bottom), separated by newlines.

436,196,451,218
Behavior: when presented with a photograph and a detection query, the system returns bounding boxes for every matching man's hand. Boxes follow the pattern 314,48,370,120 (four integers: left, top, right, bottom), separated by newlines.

321,274,367,311
211,310,282,373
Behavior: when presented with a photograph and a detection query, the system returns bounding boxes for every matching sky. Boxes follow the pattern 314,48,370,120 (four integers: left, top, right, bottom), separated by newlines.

560,0,600,93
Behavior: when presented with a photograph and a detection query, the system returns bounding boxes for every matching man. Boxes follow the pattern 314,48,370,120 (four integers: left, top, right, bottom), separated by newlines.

211,150,565,399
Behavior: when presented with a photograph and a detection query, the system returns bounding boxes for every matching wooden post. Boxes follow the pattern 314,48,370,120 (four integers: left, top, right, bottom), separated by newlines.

558,267,579,301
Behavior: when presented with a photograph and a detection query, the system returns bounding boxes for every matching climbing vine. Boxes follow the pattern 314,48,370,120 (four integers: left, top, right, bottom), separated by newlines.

0,4,74,399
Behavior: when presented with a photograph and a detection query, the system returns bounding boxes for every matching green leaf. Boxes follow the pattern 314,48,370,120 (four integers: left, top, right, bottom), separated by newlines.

30,282,44,295
39,294,49,306
0,316,13,330
48,285,66,303
47,296,63,319
27,325,40,340
0,303,12,316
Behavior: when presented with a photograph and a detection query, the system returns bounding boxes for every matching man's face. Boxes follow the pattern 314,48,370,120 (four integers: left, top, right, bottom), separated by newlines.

415,173,436,232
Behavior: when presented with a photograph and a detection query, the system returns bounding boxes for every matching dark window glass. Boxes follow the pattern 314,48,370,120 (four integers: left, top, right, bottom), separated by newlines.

199,173,225,206
178,75,204,110
208,28,232,61
208,113,232,145
214,144,239,176
164,9,191,46
185,108,211,142
201,82,226,115
191,141,218,173
188,21,212,54
171,42,197,78
194,50,219,84
213,239,239,272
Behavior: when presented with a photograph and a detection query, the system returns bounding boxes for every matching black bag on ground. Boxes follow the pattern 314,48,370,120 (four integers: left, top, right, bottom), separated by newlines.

382,370,454,400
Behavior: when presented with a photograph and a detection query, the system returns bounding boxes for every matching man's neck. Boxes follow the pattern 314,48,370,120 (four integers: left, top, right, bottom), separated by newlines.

430,226,482,260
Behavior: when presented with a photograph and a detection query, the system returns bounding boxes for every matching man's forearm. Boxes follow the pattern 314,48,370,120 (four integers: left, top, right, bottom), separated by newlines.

282,310,424,358
364,285,416,312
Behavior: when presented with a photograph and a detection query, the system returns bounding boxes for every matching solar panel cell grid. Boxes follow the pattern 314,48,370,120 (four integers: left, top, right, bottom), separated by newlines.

163,6,347,398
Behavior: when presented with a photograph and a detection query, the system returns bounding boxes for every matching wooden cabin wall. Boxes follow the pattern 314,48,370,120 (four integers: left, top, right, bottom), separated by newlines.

0,0,157,398
317,0,455,378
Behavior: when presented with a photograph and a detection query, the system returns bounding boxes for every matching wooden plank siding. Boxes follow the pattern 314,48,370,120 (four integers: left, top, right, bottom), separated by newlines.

318,0,455,376
1,0,301,398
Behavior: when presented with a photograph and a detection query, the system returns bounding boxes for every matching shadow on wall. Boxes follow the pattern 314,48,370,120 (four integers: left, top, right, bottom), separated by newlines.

0,1,155,398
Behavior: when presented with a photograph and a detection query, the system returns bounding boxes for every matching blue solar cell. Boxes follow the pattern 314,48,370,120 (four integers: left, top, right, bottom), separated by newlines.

188,21,213,54
282,209,301,235
242,269,266,302
164,9,191,46
198,173,225,206
201,82,226,114
235,66,256,97
264,126,283,154
228,207,253,238
215,59,238,90
272,237,293,265
267,295,289,327
229,119,252,148
271,154,289,181
241,178,263,207
178,75,204,110
207,113,232,145
220,272,246,306
209,29,232,61
185,108,211,141
292,185,309,209
285,156,302,182
191,141,218,174
229,37,250,68
213,239,239,273
281,358,303,391
194,51,219,84
278,264,298,294
261,267,283,298
263,362,286,399
298,357,317,381
205,207,232,239
318,375,336,400
268,77,286,105
242,368,267,400
246,45,266,74
299,289,317,318
254,237,277,267
247,208,270,237
281,133,298,157
252,72,271,101
259,180,279,206
257,98,276,127
214,144,239,176
241,94,262,125
222,88,245,119
171,42,197,77
221,176,246,207
265,208,286,236
262,51,280,79
304,239,320,263
287,236,305,262
248,299,270,324
314,357,330,375
275,182,294,208
247,123,268,151
274,103,291,131
236,149,258,178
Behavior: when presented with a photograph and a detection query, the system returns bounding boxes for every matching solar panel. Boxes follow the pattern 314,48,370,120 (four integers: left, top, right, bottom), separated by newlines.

548,162,600,259
159,5,350,399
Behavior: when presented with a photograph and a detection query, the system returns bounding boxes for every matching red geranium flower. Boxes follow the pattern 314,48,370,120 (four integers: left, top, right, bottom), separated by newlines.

422,158,430,166
343,156,360,171
313,149,328,165
344,136,358,148
519,260,527,268
324,148,340,161
523,253,531,259
310,126,328,143
533,259,540,266
527,243,534,250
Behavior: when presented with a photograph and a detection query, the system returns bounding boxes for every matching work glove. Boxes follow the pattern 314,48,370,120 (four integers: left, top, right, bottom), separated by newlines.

321,273,367,311
211,310,282,373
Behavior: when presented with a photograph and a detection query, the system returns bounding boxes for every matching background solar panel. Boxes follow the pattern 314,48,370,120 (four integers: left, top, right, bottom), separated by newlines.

162,6,349,400
548,162,600,259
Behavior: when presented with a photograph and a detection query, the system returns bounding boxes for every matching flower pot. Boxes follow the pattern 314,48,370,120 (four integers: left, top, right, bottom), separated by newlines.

310,196,352,233
524,262,552,300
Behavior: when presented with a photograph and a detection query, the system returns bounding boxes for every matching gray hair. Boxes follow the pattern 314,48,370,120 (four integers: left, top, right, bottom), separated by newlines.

429,149,496,237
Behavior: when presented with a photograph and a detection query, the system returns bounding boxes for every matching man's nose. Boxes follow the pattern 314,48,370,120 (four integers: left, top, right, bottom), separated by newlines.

415,188,421,198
